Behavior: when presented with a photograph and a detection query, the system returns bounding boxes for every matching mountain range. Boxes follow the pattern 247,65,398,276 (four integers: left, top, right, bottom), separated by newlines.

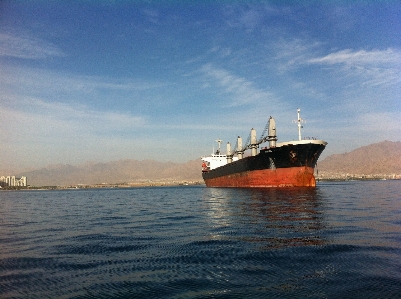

17,159,202,187
317,140,401,175
12,140,401,186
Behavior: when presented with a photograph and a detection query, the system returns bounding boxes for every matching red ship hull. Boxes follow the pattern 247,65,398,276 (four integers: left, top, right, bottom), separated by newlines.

203,166,316,188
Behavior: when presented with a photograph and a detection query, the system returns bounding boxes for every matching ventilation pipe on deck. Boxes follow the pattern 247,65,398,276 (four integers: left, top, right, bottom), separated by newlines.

226,142,232,163
237,136,243,159
251,128,257,156
268,116,277,148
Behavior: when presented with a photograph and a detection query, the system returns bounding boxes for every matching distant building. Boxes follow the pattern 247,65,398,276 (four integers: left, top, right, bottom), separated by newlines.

0,176,27,187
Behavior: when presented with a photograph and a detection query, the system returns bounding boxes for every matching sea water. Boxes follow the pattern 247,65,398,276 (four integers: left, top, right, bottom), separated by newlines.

0,181,400,298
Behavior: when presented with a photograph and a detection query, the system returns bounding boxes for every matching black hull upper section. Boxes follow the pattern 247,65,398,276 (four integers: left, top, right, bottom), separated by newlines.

202,142,326,180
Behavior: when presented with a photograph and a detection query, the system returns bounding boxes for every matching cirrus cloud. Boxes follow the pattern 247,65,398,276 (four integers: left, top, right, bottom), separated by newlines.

0,33,65,59
308,48,401,66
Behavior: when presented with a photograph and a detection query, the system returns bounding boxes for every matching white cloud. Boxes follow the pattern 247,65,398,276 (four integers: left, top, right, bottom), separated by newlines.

0,97,148,168
308,48,401,65
199,63,277,107
0,97,145,143
308,48,401,86
0,33,65,59
223,3,280,30
271,38,323,72
271,40,401,87
1,65,166,99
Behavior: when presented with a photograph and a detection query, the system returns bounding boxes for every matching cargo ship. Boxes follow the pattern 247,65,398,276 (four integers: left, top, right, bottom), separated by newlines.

201,109,327,187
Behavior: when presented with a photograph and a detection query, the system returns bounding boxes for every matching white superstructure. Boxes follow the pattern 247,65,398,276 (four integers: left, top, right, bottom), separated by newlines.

201,139,238,171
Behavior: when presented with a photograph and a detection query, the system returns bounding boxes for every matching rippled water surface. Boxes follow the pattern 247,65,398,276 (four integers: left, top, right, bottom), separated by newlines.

1,181,400,298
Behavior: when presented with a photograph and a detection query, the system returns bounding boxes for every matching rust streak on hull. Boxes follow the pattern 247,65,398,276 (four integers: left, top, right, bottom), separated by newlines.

203,166,316,188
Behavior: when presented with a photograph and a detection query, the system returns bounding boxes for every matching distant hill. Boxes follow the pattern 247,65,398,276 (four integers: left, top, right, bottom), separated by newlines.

318,140,401,175
16,140,401,186
20,159,202,187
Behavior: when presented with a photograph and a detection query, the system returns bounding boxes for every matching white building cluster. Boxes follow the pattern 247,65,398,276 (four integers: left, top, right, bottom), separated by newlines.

0,176,27,187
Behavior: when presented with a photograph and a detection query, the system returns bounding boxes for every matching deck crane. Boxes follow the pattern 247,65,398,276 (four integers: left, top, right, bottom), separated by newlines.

229,116,278,158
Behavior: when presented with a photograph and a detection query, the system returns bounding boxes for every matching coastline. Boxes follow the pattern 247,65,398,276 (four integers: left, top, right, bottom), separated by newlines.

1,177,400,191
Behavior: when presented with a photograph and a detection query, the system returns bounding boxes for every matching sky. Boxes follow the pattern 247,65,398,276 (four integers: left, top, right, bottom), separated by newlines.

1,1,400,172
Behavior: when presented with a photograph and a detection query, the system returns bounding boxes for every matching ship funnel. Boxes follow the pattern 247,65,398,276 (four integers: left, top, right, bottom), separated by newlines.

237,136,243,159
226,142,232,163
251,128,257,156
268,116,277,148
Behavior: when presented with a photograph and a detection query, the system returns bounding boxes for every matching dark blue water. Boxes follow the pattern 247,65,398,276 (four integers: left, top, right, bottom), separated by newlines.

1,181,400,298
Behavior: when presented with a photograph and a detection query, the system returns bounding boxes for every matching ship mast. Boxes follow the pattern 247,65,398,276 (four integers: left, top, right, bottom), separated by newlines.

215,139,222,155
295,108,305,141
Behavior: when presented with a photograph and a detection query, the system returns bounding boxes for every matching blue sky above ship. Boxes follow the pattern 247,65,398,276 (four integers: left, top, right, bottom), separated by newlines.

1,1,400,171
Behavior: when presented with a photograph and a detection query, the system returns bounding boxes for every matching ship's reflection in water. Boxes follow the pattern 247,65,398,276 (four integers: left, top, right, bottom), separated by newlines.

202,187,326,249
